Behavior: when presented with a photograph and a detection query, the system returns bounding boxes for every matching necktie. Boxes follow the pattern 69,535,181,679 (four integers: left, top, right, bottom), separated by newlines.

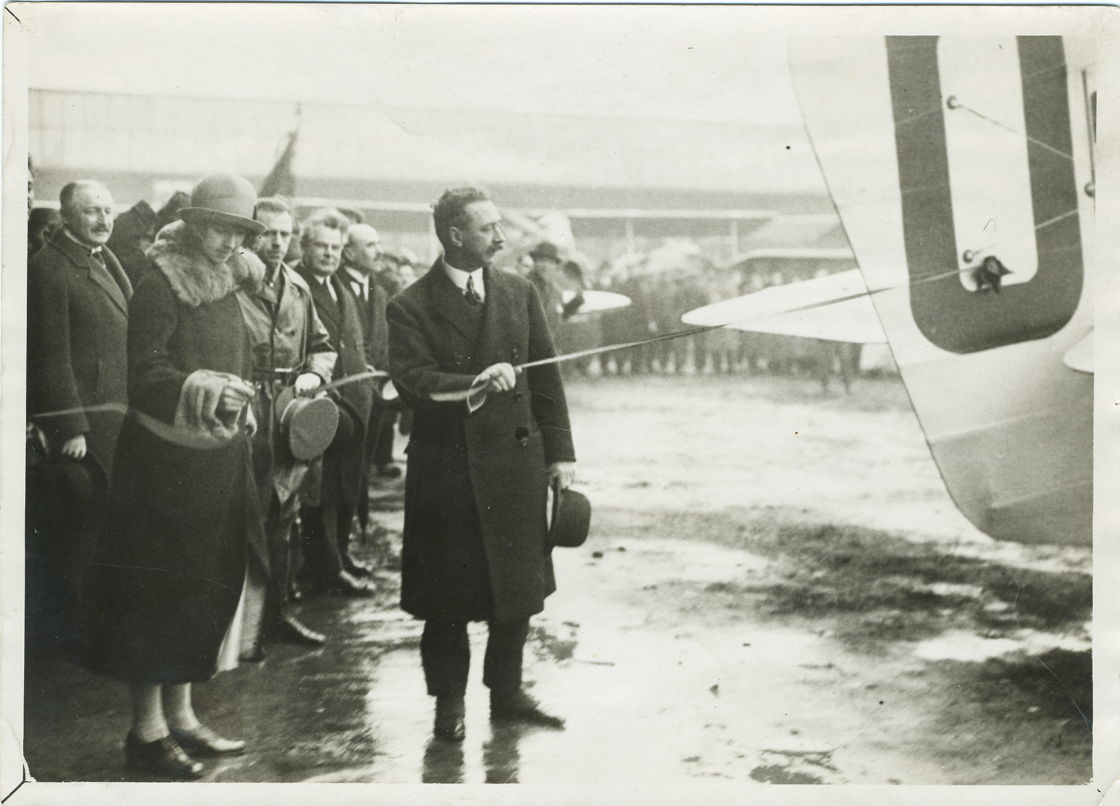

465,274,482,306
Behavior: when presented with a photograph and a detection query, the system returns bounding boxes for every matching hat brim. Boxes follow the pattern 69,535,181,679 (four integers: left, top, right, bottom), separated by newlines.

179,207,265,235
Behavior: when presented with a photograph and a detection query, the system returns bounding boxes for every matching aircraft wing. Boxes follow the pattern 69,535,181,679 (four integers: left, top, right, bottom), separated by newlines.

681,269,886,344
789,36,1095,546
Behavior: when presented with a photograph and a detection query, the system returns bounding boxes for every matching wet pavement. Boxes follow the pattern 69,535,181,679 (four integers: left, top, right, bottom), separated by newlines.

18,373,1093,791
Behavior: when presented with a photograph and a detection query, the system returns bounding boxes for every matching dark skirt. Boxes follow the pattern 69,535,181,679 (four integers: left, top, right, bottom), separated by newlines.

81,419,254,684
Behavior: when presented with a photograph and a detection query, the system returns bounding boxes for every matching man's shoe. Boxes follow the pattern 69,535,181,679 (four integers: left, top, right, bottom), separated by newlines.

377,464,403,479
170,724,247,757
325,570,375,598
343,558,374,579
271,613,326,647
434,696,465,742
490,690,565,729
125,732,204,779
334,570,375,597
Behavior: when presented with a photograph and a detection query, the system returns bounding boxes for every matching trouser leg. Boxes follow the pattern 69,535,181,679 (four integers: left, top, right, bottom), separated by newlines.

300,504,344,584
421,620,470,697
374,411,396,466
265,494,298,625
335,502,358,570
482,618,530,695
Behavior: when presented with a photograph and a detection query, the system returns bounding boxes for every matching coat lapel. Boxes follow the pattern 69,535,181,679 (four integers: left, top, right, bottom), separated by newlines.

305,271,342,338
101,249,133,311
52,234,130,316
427,259,485,344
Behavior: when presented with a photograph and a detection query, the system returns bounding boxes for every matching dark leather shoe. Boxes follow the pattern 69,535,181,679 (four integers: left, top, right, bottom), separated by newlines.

343,558,374,579
490,690,565,729
270,613,326,647
125,732,204,779
170,724,247,757
328,570,375,597
377,464,402,479
434,696,465,742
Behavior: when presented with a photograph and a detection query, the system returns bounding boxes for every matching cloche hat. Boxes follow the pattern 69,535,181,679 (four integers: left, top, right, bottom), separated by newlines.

178,173,265,235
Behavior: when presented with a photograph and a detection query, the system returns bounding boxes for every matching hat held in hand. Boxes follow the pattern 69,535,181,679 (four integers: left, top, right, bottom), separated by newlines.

548,478,591,549
274,387,339,461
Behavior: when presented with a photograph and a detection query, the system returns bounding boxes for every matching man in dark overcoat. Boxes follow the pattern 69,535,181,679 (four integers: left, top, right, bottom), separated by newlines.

387,187,576,742
27,179,132,647
340,223,393,540
295,210,375,597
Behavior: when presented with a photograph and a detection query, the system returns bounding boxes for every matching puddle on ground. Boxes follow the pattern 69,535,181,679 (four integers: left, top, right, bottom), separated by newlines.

912,628,1090,662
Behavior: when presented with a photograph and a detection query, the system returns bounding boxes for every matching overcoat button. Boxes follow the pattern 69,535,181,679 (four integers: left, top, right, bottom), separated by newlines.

515,426,529,446
514,392,523,402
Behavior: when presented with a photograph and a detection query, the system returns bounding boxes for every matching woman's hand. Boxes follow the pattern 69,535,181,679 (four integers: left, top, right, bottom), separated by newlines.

217,378,256,416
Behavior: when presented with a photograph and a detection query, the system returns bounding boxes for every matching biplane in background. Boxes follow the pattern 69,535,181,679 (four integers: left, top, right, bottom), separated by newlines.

687,36,1095,547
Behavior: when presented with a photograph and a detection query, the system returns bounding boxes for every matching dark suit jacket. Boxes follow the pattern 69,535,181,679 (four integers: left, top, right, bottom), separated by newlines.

388,260,575,623
28,229,132,474
298,265,374,508
341,267,390,370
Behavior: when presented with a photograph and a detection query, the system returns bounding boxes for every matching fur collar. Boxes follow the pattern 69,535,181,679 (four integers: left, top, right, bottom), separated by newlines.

147,221,265,307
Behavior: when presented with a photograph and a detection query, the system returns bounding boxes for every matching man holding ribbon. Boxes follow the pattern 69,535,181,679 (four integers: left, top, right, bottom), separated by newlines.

235,195,337,657
295,209,376,597
387,187,576,742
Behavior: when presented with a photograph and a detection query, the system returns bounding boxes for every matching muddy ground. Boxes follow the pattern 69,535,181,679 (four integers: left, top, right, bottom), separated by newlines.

21,370,1092,789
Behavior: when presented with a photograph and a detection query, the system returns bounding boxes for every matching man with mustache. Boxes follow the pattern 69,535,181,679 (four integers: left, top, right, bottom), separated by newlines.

27,180,132,650
387,188,576,741
295,210,375,597
235,196,338,657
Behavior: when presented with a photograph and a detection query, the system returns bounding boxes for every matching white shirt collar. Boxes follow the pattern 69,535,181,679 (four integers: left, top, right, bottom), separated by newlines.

343,267,369,288
63,227,102,255
441,258,485,301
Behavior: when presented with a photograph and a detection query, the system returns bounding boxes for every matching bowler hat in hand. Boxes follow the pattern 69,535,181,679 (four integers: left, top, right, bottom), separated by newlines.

548,478,591,549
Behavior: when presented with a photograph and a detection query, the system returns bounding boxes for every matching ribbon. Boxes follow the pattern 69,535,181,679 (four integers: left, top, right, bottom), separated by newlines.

31,403,250,452
423,263,975,409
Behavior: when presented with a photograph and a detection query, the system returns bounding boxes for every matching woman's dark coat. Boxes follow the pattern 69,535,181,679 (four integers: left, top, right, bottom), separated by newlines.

82,222,265,684
387,262,575,624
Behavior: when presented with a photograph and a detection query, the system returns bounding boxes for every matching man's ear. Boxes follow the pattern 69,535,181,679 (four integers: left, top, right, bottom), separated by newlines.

448,226,463,248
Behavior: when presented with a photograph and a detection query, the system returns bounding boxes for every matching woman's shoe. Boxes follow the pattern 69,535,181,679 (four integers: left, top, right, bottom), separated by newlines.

170,724,247,756
124,732,204,779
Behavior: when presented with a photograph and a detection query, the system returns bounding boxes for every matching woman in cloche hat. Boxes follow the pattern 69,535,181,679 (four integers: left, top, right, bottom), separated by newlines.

82,173,268,779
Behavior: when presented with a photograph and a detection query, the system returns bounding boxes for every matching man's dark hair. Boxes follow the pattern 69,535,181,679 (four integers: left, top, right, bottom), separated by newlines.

432,187,490,251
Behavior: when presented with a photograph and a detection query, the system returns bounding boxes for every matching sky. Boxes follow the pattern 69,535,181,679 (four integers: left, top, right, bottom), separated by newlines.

16,4,807,126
